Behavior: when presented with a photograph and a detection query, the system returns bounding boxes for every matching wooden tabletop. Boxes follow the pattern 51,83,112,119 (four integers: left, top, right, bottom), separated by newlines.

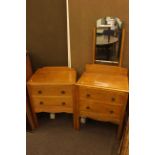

76,64,128,93
96,35,118,45
27,67,76,85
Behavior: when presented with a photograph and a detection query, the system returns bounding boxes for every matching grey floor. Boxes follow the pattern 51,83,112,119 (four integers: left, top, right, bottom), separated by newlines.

27,113,119,155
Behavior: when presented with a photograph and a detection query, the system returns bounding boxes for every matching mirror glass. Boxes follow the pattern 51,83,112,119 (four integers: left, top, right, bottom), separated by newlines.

95,16,123,64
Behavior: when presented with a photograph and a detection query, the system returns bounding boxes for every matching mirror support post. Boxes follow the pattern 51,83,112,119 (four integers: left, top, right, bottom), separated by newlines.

119,28,125,67
93,27,96,64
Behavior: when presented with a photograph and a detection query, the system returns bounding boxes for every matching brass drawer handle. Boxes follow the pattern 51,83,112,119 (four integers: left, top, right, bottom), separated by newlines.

86,106,90,110
109,110,114,114
111,97,115,102
61,90,66,94
38,90,42,94
86,94,91,98
40,101,44,105
62,102,66,106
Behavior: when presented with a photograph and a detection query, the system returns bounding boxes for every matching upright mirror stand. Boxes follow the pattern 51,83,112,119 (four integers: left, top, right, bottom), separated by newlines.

93,17,125,67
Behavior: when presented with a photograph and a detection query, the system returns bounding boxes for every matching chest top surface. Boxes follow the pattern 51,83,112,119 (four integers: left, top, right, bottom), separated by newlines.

77,64,128,93
27,67,76,85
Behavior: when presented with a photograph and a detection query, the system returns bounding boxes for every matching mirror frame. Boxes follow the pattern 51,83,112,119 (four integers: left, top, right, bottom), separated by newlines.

92,26,125,67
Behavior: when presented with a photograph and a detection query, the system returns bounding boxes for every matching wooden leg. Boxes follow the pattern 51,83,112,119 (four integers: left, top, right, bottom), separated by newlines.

117,122,123,139
73,114,80,130
73,85,80,130
26,95,38,128
117,96,128,139
26,113,35,130
77,116,80,130
26,100,37,130
29,106,38,128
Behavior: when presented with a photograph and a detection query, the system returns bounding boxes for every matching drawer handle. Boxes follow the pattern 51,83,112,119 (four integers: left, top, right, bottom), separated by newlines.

86,106,90,110
40,101,44,105
111,97,115,102
38,90,42,94
62,102,66,106
109,110,114,114
61,90,66,94
86,94,91,98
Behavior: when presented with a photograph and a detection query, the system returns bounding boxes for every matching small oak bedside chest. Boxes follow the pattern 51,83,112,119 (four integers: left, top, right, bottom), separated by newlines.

27,67,76,124
74,64,128,138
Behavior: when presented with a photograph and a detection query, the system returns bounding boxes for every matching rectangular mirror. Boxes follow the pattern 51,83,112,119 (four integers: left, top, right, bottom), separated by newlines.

94,16,124,65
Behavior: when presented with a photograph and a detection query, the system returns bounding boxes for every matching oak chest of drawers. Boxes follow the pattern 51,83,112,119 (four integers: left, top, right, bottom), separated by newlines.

27,67,76,119
74,64,128,138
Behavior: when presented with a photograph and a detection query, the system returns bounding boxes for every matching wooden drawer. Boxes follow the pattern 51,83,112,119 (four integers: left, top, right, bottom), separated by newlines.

79,87,126,105
79,99,123,122
31,96,73,107
30,96,73,113
27,85,73,96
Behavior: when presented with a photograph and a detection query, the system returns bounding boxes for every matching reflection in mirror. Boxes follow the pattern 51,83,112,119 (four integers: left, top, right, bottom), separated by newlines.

95,16,123,65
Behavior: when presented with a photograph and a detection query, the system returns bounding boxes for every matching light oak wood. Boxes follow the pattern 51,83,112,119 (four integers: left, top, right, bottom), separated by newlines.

28,66,76,85
31,96,73,112
27,67,77,124
72,85,79,129
75,64,128,139
77,72,128,93
80,111,120,124
119,28,125,67
74,86,80,129
31,96,72,106
27,85,72,96
79,86,126,105
85,64,128,76
32,105,73,113
92,27,96,63
79,99,123,122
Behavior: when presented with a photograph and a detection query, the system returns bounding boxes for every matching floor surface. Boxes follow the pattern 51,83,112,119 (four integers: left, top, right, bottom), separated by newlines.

26,113,119,155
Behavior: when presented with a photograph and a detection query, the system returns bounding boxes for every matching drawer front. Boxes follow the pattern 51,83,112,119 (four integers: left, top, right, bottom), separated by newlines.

79,99,123,121
31,96,73,107
31,96,73,113
79,87,125,105
28,85,72,96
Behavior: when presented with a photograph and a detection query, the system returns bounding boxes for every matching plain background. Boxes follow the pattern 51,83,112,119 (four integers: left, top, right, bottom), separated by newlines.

26,0,68,70
0,0,155,155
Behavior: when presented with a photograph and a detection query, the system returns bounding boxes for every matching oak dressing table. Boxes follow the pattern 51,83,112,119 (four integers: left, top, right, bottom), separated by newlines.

74,64,128,138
